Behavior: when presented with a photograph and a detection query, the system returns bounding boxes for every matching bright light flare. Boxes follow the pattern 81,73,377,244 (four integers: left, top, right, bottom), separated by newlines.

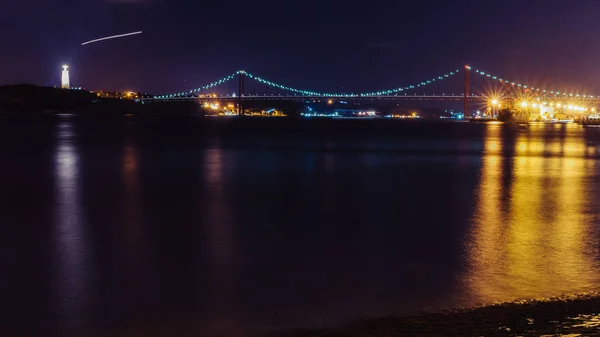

81,31,143,46
520,101,528,108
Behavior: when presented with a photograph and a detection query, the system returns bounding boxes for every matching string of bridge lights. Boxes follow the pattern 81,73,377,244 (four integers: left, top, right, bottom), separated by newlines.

243,69,461,97
153,73,238,99
154,69,462,98
154,66,596,99
471,66,596,99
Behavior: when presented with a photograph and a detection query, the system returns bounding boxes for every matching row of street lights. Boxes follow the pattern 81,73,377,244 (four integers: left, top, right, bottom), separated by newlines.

484,97,599,119
519,101,595,113
487,97,597,112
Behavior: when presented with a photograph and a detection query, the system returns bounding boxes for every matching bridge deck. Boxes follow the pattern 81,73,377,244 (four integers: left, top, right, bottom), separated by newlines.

141,95,486,103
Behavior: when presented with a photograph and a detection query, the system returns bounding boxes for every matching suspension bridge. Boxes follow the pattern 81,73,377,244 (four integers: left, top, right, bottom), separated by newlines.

142,65,600,118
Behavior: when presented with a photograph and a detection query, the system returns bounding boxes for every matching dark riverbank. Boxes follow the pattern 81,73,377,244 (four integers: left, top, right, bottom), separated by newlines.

271,294,600,336
0,84,307,117
0,84,138,115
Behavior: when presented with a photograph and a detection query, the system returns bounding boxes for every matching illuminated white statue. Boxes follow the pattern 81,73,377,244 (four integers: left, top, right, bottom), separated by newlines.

61,65,70,89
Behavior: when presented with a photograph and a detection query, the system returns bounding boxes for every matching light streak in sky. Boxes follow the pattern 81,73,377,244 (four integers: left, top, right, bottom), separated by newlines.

81,31,143,46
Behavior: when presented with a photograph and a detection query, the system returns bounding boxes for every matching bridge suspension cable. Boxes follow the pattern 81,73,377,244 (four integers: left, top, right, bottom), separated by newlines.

154,68,463,99
154,72,238,99
152,65,598,100
472,67,597,98
242,68,462,97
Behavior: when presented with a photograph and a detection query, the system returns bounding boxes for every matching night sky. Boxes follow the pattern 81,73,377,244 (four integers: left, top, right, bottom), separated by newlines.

3,0,600,95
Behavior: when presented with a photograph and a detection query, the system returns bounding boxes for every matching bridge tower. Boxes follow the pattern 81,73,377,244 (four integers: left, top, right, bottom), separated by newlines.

238,70,245,114
464,65,470,118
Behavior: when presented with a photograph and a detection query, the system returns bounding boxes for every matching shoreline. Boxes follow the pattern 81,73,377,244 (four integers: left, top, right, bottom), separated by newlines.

268,293,600,336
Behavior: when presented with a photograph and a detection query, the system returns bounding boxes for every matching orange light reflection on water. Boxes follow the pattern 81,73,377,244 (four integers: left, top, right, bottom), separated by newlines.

466,124,600,305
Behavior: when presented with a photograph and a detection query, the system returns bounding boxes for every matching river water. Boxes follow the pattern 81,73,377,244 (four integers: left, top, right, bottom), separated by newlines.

2,116,600,336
